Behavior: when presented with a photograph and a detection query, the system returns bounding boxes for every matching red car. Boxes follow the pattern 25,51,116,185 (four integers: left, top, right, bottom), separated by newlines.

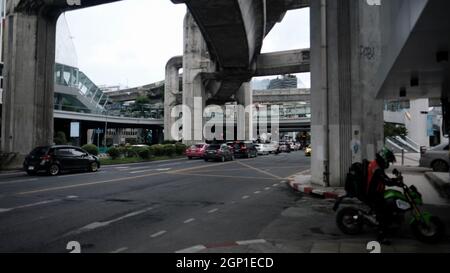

185,144,208,159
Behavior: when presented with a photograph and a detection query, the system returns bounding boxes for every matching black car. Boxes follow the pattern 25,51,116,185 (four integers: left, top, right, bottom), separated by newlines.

204,144,235,162
23,145,100,176
233,142,258,158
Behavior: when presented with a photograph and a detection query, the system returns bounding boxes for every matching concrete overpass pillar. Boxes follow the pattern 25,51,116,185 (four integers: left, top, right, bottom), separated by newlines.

182,12,215,145
164,56,182,141
310,0,384,187
1,6,59,167
236,82,254,141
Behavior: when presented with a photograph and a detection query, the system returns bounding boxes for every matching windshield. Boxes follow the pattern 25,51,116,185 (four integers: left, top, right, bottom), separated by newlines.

206,145,221,150
29,146,49,157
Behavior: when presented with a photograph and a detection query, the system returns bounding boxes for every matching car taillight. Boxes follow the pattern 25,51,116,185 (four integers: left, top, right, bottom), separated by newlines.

40,155,51,161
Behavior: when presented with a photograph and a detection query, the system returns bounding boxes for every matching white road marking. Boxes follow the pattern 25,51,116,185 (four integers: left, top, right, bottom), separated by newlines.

242,195,250,199
265,187,271,191
0,171,23,177
0,199,62,213
116,167,130,169
183,218,195,224
129,169,153,174
272,183,279,187
66,195,79,199
150,230,167,238
68,207,153,235
175,245,207,253
129,168,171,174
156,168,172,172
280,181,287,184
158,162,181,167
254,191,261,194
236,239,267,245
110,247,128,253
208,208,219,214
0,178,38,185
57,173,100,179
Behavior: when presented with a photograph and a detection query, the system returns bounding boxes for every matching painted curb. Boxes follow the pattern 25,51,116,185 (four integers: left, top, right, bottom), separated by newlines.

288,179,343,200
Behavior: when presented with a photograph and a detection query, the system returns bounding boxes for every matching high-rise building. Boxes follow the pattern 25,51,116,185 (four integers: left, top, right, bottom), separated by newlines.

267,74,297,90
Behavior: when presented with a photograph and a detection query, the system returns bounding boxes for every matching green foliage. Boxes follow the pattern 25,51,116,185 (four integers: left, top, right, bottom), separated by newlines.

162,140,177,145
135,95,150,105
151,144,165,157
54,131,67,145
163,144,176,156
81,144,99,156
384,123,408,138
133,146,153,159
175,143,187,155
107,147,121,159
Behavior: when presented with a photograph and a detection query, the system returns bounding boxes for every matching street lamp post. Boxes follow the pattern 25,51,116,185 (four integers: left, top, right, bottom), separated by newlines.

104,110,108,151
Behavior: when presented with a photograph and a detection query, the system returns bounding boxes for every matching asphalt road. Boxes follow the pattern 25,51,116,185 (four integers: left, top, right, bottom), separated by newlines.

0,151,310,253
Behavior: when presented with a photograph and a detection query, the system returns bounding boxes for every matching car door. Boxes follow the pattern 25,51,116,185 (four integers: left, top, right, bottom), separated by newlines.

54,148,75,170
71,148,89,169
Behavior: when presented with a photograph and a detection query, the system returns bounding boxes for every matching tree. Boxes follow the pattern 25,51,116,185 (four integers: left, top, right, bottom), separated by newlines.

384,123,408,138
135,95,150,105
54,131,67,145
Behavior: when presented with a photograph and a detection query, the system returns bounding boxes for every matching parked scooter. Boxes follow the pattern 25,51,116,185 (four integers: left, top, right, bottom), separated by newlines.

334,169,445,244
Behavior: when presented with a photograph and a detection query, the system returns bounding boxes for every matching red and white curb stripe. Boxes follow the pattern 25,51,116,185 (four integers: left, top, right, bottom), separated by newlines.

175,239,267,253
288,180,343,200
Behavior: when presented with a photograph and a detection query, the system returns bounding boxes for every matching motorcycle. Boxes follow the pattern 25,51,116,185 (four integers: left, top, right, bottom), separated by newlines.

334,169,445,244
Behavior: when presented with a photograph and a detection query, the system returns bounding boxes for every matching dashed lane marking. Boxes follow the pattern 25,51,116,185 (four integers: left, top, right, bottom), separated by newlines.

0,198,66,213
208,208,219,213
110,247,128,253
150,230,167,238
65,207,153,236
235,161,282,179
183,218,195,224
236,239,267,245
175,245,207,254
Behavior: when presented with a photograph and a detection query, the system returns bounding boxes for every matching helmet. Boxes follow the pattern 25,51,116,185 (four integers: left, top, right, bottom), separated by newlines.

377,147,396,165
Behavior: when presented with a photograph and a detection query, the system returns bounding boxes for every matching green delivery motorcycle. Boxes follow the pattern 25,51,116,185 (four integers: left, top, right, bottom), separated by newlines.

334,169,446,243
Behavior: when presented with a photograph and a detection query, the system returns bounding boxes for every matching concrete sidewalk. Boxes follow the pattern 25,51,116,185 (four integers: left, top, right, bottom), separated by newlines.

425,172,450,199
194,196,450,253
288,164,450,206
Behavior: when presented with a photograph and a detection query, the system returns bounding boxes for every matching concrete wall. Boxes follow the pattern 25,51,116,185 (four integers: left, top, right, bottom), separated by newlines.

310,0,385,187
1,5,58,166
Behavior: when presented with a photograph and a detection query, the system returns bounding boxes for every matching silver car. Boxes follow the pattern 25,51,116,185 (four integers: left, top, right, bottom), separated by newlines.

419,141,449,172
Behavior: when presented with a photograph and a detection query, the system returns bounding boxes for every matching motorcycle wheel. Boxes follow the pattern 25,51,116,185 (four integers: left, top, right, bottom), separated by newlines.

336,207,364,235
411,216,445,244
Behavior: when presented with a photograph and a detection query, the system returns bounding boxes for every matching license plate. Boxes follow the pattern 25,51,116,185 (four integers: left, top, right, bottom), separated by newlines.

28,166,35,170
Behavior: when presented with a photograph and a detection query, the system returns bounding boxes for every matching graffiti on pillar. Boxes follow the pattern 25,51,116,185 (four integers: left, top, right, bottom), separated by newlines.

67,0,81,6
360,46,376,61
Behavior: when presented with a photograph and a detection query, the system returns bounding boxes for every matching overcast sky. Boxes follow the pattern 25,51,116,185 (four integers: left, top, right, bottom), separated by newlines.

64,0,310,88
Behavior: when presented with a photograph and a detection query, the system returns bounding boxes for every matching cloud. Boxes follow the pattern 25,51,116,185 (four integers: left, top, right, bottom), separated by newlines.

63,2,310,88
